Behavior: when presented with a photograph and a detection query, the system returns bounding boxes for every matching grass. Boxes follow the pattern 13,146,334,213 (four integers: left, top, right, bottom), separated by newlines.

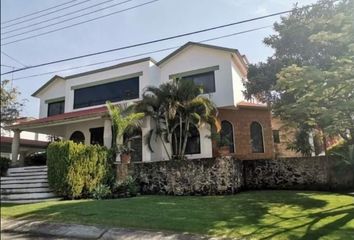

1,190,353,239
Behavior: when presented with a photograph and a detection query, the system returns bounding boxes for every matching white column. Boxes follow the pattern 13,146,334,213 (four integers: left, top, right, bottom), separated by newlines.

11,129,21,164
103,119,112,149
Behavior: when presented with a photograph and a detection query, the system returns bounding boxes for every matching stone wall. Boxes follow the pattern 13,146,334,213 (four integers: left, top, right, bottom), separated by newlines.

243,156,354,190
120,157,244,195
117,156,353,196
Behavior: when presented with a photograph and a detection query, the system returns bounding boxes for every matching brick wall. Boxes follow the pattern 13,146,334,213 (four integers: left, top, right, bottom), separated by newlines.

217,107,274,160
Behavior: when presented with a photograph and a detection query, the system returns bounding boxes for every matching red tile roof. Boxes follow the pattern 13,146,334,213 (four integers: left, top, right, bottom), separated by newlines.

9,106,108,129
0,136,49,148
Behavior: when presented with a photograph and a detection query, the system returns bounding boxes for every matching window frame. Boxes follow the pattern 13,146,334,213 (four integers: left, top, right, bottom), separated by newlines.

73,76,140,109
47,100,65,117
181,71,216,94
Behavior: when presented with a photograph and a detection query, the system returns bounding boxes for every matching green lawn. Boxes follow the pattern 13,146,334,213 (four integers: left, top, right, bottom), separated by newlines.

1,191,353,239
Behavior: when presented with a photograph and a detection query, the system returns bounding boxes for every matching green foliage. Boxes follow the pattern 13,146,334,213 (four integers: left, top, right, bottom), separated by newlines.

106,101,144,156
136,78,220,160
245,0,354,149
112,176,138,197
287,125,313,156
208,130,231,147
0,157,11,176
47,141,109,199
92,184,112,200
24,152,47,166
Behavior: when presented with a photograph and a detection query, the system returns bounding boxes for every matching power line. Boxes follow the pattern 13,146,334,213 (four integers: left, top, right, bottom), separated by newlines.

2,0,136,40
2,0,93,29
1,0,79,25
1,51,28,67
1,64,17,68
1,9,291,75
1,0,159,46
11,26,271,81
2,0,120,35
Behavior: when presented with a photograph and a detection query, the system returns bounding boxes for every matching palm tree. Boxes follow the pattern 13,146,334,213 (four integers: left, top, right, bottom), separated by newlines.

106,101,144,161
136,78,220,160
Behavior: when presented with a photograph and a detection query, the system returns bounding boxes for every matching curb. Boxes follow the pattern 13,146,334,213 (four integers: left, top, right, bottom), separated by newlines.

1,218,227,240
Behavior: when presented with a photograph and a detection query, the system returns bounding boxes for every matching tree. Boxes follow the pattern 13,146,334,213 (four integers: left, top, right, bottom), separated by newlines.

1,80,24,125
106,102,144,159
136,78,220,160
244,0,354,150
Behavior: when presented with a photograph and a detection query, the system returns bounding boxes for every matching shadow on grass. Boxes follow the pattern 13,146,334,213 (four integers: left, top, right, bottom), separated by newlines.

1,190,353,239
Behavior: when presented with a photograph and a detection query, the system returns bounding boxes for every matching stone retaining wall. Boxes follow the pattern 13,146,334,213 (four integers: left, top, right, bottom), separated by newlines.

117,156,353,195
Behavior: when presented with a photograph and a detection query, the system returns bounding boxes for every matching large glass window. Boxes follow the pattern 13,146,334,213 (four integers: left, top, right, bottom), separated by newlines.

123,128,142,162
73,77,139,109
250,122,264,153
90,127,104,146
182,71,215,94
48,100,65,116
221,120,235,153
172,124,201,155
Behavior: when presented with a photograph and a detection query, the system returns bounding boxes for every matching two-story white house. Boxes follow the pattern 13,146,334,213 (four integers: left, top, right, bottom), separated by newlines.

8,42,274,164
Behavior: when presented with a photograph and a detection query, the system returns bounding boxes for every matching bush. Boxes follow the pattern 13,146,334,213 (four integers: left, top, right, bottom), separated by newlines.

47,141,109,199
92,184,111,200
24,152,46,166
0,157,11,176
112,176,138,198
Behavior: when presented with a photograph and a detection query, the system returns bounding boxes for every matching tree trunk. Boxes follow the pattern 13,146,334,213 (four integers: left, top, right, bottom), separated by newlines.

181,120,190,158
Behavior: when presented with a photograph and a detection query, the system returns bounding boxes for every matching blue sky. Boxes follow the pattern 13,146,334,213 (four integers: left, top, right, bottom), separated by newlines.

1,0,317,117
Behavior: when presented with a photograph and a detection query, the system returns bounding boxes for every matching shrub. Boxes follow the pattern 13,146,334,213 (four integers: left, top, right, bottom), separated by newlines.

47,141,109,199
24,152,46,166
112,176,138,198
0,157,11,176
92,184,111,200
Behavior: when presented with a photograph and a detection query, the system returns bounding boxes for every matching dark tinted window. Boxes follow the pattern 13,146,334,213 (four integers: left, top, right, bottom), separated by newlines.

172,124,200,155
70,131,85,144
90,127,104,146
74,77,139,109
182,71,215,94
250,122,264,153
48,101,64,116
273,130,280,143
221,120,235,153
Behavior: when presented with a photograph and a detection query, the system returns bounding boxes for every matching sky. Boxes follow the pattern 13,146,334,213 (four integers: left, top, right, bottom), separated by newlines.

1,0,317,118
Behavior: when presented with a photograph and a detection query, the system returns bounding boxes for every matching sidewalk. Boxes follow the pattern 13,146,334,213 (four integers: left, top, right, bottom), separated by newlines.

1,218,226,240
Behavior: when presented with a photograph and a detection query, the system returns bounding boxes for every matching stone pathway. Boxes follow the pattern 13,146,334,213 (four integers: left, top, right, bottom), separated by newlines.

1,218,227,240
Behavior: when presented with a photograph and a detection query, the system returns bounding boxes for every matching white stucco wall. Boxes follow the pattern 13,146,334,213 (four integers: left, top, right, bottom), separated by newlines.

159,45,236,108
231,57,247,104
37,78,66,118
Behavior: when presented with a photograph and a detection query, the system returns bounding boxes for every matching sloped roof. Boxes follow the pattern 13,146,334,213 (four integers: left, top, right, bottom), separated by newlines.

32,75,65,97
157,42,247,68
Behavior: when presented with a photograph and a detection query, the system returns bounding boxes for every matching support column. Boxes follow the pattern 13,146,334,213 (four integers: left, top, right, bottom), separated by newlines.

103,119,112,149
11,129,21,165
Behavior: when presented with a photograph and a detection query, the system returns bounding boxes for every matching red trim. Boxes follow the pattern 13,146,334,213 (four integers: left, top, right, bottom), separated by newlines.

237,101,267,108
9,106,108,128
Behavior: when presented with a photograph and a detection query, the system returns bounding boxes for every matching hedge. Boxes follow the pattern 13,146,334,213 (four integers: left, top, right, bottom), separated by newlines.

0,157,11,176
47,141,109,199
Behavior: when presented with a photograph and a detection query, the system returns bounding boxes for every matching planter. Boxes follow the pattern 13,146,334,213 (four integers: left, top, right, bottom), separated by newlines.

218,146,230,156
120,153,131,164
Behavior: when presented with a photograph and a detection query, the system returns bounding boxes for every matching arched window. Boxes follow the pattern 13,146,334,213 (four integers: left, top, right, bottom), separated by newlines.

221,120,235,153
250,122,264,153
70,131,85,144
123,128,142,162
172,124,201,155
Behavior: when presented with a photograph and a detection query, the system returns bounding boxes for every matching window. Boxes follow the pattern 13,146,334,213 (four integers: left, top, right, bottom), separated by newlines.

221,120,235,153
250,122,264,153
73,77,139,109
273,130,280,144
182,71,215,94
48,100,64,116
123,128,142,162
90,127,104,146
70,131,85,144
172,124,201,155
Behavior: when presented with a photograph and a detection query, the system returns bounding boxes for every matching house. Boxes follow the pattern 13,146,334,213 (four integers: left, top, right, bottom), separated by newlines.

1,117,50,164
7,42,275,164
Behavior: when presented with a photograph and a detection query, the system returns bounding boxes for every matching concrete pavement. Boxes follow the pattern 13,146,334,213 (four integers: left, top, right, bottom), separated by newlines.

1,218,226,240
